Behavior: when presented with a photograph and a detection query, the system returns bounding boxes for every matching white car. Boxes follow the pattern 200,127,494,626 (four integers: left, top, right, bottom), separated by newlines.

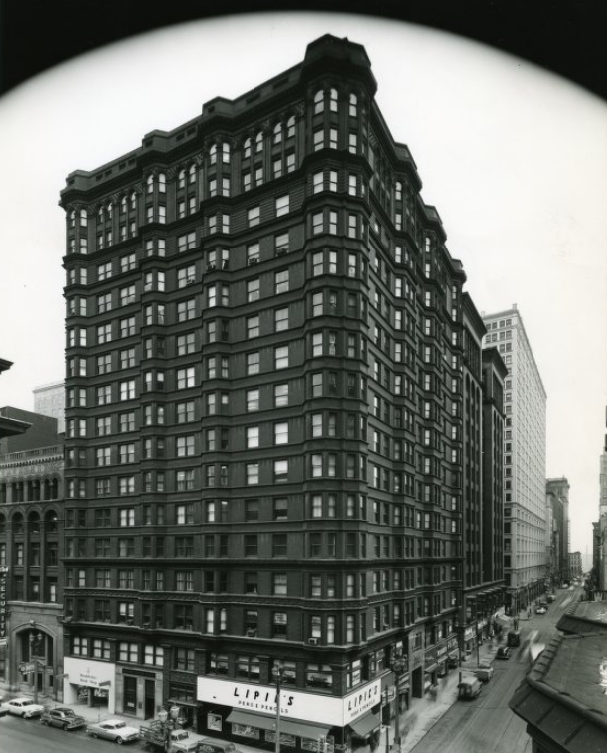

2,697,45,718
87,719,140,744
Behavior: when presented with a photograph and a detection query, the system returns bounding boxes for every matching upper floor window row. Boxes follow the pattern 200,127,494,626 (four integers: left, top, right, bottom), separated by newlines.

314,88,358,117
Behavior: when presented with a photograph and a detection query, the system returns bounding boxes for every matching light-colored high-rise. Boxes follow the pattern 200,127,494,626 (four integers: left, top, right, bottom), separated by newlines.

482,305,547,612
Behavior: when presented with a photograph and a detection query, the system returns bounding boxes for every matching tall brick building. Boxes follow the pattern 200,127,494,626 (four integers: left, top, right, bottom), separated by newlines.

59,35,504,752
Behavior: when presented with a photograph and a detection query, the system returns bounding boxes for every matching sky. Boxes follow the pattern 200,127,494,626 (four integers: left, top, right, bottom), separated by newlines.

0,11,606,561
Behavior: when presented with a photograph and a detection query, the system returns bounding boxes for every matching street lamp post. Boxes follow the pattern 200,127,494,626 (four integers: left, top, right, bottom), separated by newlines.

390,657,406,753
28,629,43,705
272,660,285,753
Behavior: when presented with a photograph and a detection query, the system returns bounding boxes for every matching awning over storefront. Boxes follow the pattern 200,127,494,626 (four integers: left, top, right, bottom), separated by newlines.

424,664,437,674
349,713,381,738
227,710,330,740
448,650,459,659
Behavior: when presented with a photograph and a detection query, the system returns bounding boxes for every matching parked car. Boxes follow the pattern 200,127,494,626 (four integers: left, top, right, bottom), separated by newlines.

447,655,459,669
87,719,140,744
458,677,482,700
535,606,547,615
1,697,45,718
546,594,555,603
496,647,512,660
40,707,87,730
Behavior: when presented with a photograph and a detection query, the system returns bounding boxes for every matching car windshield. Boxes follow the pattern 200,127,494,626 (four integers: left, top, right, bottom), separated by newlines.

21,701,33,706
114,722,126,729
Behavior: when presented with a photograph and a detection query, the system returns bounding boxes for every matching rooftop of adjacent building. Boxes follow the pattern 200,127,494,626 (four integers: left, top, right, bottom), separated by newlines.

509,604,607,748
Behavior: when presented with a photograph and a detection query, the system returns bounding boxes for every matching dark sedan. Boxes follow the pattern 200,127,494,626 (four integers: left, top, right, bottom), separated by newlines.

496,647,512,660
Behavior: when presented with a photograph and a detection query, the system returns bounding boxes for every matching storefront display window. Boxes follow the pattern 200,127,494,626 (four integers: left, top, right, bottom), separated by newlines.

265,731,296,747
233,723,260,740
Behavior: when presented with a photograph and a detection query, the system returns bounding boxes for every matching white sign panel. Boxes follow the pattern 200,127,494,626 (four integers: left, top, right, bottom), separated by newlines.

197,677,381,727
64,657,114,688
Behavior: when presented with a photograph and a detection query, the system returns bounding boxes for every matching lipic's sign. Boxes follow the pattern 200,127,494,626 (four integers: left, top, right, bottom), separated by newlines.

198,677,381,727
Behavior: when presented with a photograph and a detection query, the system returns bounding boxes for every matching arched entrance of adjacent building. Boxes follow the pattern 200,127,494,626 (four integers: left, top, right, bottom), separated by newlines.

16,624,54,700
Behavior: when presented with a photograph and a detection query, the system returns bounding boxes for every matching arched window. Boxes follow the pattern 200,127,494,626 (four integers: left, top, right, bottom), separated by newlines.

395,182,402,202
314,89,324,115
97,206,104,222
158,173,166,193
222,142,230,163
286,116,295,139
120,196,127,213
69,210,76,228
273,123,282,144
80,208,88,226
130,192,137,210
178,169,186,189
210,144,217,165
255,132,263,153
244,137,252,159
349,93,357,118
189,164,197,183
106,202,112,218
329,88,338,113
146,174,154,193
51,478,58,499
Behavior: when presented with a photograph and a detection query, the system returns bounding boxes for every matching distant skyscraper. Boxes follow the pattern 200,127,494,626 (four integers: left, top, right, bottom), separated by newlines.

546,477,570,584
33,381,65,433
482,305,547,611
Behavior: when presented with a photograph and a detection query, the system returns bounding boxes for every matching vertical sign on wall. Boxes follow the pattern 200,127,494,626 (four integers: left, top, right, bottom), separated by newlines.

0,567,8,650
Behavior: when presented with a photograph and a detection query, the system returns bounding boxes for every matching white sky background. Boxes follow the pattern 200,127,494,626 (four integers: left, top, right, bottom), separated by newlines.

0,11,606,559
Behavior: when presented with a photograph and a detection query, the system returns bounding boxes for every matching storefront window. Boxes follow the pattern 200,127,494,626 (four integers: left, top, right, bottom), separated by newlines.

233,724,260,740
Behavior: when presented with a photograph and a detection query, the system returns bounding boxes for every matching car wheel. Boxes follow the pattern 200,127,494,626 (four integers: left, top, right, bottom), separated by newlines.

116,737,124,744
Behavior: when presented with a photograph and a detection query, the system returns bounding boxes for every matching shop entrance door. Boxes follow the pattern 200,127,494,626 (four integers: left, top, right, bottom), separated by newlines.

123,675,137,716
144,680,156,719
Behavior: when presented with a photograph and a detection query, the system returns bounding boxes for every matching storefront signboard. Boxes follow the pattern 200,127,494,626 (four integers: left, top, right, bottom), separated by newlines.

64,657,114,688
198,677,382,727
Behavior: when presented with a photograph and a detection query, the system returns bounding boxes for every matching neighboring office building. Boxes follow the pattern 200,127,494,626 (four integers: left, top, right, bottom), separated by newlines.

0,407,65,698
0,360,32,685
482,306,547,613
458,330,507,655
58,34,497,751
547,478,571,585
544,493,557,590
33,381,66,434
568,552,582,580
598,442,607,593
509,599,607,753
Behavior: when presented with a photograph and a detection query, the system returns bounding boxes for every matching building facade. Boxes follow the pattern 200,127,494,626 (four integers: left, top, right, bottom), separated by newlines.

457,309,506,655
58,35,499,752
546,478,570,586
598,442,607,593
0,406,65,698
482,306,547,613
